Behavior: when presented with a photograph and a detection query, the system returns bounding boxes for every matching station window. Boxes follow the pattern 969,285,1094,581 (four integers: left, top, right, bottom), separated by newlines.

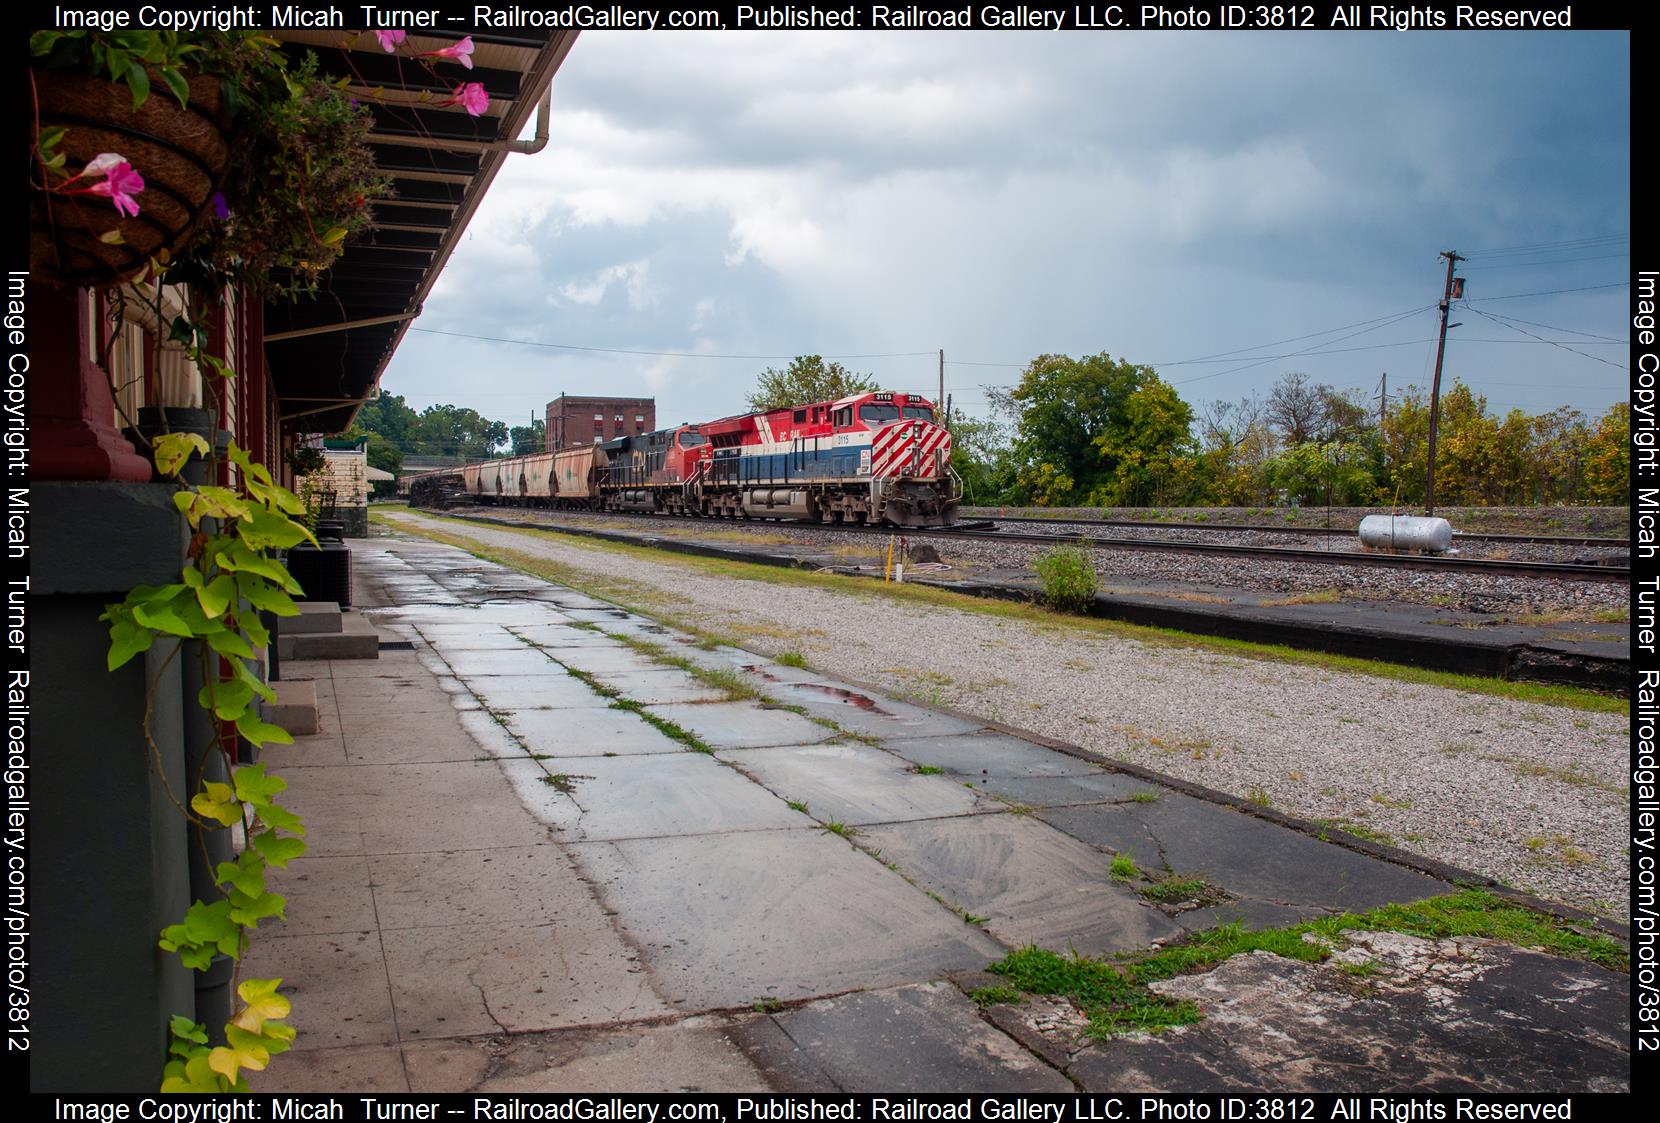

616,414,624,422
593,435,603,443
635,414,644,422
594,413,603,421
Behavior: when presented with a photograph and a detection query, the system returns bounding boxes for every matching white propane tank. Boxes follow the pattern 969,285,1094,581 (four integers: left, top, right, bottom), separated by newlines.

1357,514,1453,554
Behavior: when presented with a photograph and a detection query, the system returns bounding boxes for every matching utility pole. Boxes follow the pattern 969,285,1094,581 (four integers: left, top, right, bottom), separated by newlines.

1376,372,1387,430
938,349,944,414
1425,252,1464,516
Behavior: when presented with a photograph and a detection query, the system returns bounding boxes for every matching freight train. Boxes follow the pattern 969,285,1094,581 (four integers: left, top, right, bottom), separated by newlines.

401,390,960,527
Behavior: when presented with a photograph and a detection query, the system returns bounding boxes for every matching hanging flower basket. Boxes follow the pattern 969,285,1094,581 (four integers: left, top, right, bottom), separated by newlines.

29,68,232,289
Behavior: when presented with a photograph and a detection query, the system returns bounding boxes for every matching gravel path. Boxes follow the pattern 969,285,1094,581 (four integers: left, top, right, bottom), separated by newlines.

384,510,1630,918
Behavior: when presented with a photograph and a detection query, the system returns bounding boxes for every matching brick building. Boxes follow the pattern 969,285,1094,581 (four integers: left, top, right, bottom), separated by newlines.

546,394,656,450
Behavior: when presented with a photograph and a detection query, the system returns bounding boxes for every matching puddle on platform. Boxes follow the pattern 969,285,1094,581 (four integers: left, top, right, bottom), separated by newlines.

795,683,890,713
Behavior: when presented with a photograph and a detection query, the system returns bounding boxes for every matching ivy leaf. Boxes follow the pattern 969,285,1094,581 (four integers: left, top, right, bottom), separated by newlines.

236,573,299,615
153,432,210,477
228,888,286,927
220,1026,275,1077
231,658,278,705
238,505,311,550
190,781,242,827
233,763,287,805
249,832,307,867
198,678,254,721
106,619,154,670
131,602,194,638
206,630,255,660
233,979,291,1033
239,610,271,650
214,854,264,899
254,802,304,835
215,544,302,593
162,1054,227,1093
321,227,347,246
194,486,252,524
197,573,237,619
235,712,294,748
99,229,126,246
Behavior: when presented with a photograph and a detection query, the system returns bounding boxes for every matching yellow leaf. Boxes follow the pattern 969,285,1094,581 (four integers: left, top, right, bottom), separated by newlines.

190,782,241,827
232,978,291,1033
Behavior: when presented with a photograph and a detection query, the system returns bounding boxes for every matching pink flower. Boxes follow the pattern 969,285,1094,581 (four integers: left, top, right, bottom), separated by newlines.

422,36,474,69
375,30,405,52
60,152,145,217
440,82,488,117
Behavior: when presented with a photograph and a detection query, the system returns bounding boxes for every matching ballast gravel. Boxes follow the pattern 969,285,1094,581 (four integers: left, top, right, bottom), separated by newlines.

386,510,1630,919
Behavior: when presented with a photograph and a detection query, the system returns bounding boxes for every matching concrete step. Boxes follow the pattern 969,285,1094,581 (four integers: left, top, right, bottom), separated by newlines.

277,612,380,661
261,679,320,736
283,601,345,635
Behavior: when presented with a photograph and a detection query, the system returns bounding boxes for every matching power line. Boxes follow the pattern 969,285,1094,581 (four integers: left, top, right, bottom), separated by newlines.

1460,234,1627,258
1462,304,1629,371
1460,252,1630,271
1464,308,1626,343
1152,306,1434,367
1465,281,1628,302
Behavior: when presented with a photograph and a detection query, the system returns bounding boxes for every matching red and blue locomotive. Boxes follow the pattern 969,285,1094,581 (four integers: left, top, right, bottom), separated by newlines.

414,389,960,528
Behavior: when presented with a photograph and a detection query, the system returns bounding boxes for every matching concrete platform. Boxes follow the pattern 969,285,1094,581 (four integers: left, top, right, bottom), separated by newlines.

245,535,1629,1093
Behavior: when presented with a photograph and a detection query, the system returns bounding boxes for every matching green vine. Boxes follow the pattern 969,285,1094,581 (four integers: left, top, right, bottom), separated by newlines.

99,306,313,1091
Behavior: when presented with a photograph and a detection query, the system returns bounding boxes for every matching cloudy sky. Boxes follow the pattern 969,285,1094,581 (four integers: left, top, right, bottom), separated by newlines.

381,30,1631,437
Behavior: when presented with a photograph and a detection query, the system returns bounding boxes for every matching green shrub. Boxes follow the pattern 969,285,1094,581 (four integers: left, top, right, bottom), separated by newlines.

1034,542,1099,614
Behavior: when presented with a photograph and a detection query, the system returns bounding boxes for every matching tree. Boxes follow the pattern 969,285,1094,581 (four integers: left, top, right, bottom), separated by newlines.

947,411,1016,505
1266,371,1326,446
989,352,1162,504
410,404,507,461
510,418,546,457
747,355,879,411
353,390,419,449
1582,402,1630,505
1091,378,1196,505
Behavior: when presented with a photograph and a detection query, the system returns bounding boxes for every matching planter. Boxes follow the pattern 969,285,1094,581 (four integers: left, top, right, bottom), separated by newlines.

29,68,231,288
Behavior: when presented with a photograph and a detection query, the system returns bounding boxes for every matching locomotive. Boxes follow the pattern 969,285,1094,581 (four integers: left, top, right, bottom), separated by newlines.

403,389,961,528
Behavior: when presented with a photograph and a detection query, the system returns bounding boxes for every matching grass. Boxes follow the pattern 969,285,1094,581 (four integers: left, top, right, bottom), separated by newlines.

1109,855,1138,881
821,820,856,838
985,890,1628,1039
1129,791,1160,803
1140,875,1216,903
776,652,810,669
970,985,1026,1008
381,510,1625,714
910,765,946,776
786,799,810,813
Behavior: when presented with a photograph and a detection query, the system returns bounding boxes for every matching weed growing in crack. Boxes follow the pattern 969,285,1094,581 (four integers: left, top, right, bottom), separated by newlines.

1109,855,1138,881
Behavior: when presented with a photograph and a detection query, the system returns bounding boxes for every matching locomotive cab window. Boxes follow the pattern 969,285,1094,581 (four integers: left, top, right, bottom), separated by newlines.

859,404,900,424
902,406,935,422
678,432,708,447
832,407,853,428
793,410,807,423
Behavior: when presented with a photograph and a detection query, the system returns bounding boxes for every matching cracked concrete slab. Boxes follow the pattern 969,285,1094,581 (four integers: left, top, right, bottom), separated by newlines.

586,668,731,704
502,707,685,756
859,815,1183,954
884,732,1103,777
733,982,1071,1092
436,648,565,677
570,830,1004,1010
1037,791,1447,916
532,645,669,675
465,673,612,711
498,754,805,841
753,681,986,739
1058,935,1630,1092
642,701,840,750
963,770,1152,807
723,742,990,825
381,919,669,1039
402,1020,773,1092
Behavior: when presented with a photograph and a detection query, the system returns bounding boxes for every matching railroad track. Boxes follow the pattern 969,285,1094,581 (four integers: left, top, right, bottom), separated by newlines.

424,504,1630,584
980,514,1627,549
